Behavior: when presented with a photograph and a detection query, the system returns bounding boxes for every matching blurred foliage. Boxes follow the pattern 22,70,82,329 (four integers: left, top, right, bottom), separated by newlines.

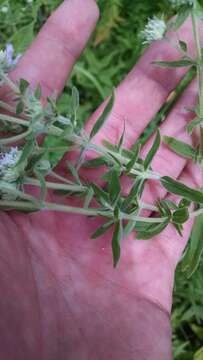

0,0,202,358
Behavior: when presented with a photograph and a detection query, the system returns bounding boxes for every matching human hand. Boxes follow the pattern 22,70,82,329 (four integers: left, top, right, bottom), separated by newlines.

0,1,201,359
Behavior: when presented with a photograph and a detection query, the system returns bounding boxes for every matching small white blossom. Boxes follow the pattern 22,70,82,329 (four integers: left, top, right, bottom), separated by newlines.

141,16,167,45
0,147,22,200
0,44,21,73
26,0,33,4
0,5,8,13
0,147,22,182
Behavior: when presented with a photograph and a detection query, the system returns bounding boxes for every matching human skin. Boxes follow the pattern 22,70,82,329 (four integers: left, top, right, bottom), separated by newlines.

0,0,202,359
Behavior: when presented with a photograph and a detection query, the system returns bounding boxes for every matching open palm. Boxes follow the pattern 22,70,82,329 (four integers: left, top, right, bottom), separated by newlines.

0,1,201,359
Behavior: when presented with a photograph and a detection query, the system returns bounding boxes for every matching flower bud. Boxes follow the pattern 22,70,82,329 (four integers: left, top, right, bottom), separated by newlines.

141,16,167,45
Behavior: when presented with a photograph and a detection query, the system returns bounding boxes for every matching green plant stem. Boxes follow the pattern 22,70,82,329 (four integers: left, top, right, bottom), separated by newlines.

24,177,159,212
191,5,203,181
0,72,20,94
0,100,16,113
0,128,31,145
49,170,75,185
24,177,86,192
0,197,166,223
0,113,29,126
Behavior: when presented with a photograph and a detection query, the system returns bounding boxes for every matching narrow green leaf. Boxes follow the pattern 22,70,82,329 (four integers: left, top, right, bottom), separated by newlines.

179,40,188,53
84,157,107,168
124,220,137,237
91,220,114,239
187,117,203,134
34,170,47,202
135,220,169,240
19,78,29,94
162,199,178,210
157,200,172,218
103,139,134,159
179,198,191,207
173,8,191,31
172,207,189,224
84,187,94,209
163,135,196,160
18,138,35,166
16,101,24,115
152,59,194,68
35,84,42,100
71,86,79,112
161,176,203,204
125,142,140,174
66,160,81,185
122,177,144,211
118,122,125,152
181,214,203,277
112,221,123,267
90,92,114,139
91,183,109,207
109,170,121,206
144,130,160,169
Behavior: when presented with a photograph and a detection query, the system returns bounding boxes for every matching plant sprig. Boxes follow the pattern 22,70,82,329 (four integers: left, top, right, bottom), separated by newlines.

1,3,203,269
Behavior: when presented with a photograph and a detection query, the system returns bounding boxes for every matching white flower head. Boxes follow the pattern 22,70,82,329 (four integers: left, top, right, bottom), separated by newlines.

0,44,21,73
0,147,22,182
141,16,167,45
1,5,8,13
169,0,193,6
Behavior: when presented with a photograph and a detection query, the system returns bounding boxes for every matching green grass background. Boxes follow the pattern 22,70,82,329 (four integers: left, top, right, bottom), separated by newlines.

0,0,203,358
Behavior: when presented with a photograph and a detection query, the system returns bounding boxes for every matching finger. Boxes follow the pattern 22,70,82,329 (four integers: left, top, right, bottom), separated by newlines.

141,78,197,206
155,161,201,267
10,0,99,98
86,17,202,148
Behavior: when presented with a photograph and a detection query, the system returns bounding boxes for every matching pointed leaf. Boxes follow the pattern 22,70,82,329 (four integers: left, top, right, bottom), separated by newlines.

35,84,42,100
91,183,109,207
112,221,123,267
18,138,35,166
135,220,169,240
34,170,47,202
84,187,94,209
161,176,203,204
163,135,196,159
152,59,194,68
118,122,125,152
172,207,189,224
84,157,107,168
173,8,191,31
109,170,121,206
71,86,79,112
181,214,203,277
179,40,187,53
91,220,114,239
144,130,160,169
125,142,141,174
66,160,81,185
19,78,30,94
90,92,114,139
122,177,144,211
16,101,24,115
187,117,203,134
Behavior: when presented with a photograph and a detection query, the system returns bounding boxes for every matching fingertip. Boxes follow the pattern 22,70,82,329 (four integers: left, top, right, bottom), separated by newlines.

10,0,100,97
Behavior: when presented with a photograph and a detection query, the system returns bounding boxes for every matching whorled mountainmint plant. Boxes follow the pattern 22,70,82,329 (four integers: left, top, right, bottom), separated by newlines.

1,0,203,271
